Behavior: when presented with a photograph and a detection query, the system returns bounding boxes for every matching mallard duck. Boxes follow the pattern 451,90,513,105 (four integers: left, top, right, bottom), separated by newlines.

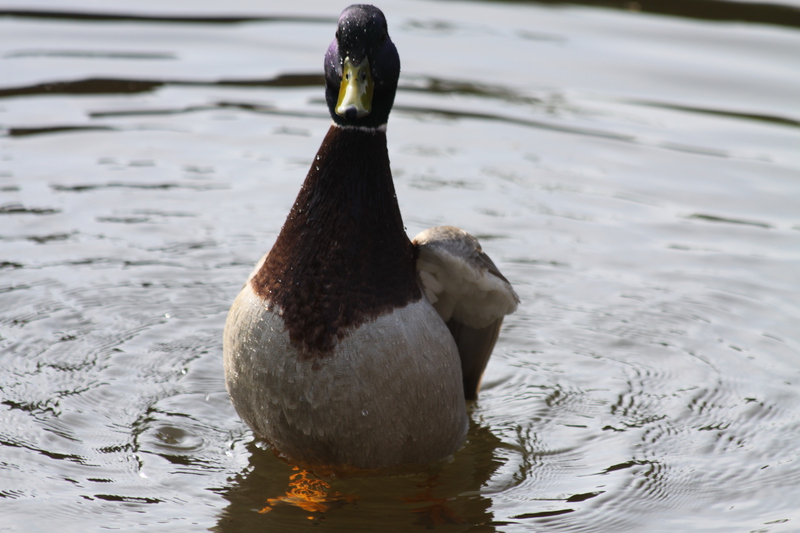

223,4,518,471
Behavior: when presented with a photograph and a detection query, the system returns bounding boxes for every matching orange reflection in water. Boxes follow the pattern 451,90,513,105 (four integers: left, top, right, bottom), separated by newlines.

258,467,358,516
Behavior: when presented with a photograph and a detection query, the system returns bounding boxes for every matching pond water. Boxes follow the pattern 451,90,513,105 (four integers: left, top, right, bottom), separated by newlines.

1,0,799,531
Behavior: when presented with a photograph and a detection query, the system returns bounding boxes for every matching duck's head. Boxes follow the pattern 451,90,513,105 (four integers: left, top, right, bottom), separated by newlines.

324,4,400,128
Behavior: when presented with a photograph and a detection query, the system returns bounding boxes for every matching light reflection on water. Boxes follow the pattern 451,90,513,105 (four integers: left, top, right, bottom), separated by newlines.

1,1,799,531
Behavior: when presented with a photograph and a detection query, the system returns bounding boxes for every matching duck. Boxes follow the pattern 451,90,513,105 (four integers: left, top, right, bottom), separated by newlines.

223,4,518,471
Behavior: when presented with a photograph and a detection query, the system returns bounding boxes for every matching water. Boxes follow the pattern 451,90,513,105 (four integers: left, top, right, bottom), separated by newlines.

1,0,799,531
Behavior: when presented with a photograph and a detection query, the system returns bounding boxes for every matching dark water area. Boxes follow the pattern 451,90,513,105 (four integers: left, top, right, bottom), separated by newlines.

1,0,799,531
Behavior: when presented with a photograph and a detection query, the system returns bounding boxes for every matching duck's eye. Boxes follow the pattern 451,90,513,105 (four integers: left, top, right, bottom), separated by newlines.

335,30,340,40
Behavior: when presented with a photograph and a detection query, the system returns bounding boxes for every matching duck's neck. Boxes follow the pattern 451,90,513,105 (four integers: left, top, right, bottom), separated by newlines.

252,124,421,357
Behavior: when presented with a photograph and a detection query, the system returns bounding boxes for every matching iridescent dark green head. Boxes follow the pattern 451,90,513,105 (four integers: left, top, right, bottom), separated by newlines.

324,5,400,128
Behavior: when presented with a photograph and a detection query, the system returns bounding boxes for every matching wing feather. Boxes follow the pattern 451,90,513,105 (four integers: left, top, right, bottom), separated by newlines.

413,226,519,400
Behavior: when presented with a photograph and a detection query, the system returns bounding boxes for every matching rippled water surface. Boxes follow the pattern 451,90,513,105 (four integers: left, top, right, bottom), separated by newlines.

1,0,799,531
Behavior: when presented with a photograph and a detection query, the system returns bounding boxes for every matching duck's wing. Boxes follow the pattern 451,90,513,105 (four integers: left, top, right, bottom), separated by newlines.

412,226,519,400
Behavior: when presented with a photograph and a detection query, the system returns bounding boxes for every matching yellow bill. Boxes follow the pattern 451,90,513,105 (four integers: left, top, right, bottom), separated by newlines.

336,57,373,119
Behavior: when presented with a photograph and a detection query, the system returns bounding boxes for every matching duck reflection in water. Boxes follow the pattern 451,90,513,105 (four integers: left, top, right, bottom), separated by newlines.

213,420,505,530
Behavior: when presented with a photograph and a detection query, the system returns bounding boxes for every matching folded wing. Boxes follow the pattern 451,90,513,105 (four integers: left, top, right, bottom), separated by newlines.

413,226,519,400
